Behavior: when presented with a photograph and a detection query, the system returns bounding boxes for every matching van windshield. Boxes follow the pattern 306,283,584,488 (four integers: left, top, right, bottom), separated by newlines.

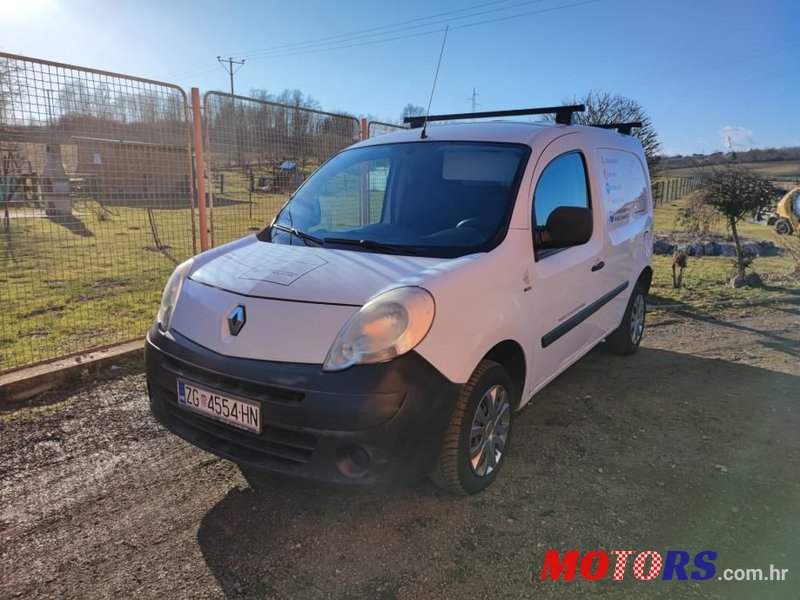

267,141,530,258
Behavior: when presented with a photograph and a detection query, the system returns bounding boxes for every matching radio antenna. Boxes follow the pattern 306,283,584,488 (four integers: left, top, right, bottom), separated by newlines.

420,26,449,140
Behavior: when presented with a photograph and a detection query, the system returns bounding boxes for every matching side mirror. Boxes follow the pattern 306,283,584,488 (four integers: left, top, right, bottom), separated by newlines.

545,206,592,247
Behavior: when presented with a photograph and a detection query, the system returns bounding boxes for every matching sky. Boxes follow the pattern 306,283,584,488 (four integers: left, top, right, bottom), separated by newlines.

2,0,799,156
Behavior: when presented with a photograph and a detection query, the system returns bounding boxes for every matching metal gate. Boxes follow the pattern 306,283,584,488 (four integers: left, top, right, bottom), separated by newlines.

0,52,195,371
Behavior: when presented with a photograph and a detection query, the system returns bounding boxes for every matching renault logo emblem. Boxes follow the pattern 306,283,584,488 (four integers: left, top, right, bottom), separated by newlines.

227,305,246,336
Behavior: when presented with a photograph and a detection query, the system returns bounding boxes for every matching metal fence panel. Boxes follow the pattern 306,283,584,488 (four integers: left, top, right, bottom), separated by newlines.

0,53,195,372
203,92,360,246
367,121,407,138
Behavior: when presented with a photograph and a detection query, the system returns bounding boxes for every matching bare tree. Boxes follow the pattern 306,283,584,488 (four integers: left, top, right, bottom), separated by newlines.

683,165,773,283
401,103,425,120
545,91,661,173
0,58,20,123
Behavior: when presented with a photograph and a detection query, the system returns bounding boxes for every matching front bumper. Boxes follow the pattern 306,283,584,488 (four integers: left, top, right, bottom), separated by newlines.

144,325,461,486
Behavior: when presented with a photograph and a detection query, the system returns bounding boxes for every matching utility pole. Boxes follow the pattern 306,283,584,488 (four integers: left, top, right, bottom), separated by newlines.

217,56,245,97
217,56,245,169
468,87,480,112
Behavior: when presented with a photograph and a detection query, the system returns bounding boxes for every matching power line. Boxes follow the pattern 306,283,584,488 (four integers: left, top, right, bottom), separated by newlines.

237,0,524,58
216,56,245,96
240,0,550,60
162,0,603,80
161,0,523,79
231,0,605,63
616,39,800,93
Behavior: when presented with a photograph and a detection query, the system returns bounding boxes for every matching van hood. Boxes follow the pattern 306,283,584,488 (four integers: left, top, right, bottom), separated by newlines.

190,236,467,306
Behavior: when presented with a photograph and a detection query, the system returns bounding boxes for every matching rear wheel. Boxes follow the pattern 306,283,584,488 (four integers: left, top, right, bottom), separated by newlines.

606,284,646,355
431,360,514,495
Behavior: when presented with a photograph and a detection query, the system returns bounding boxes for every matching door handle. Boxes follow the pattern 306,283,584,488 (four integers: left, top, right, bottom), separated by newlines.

591,261,605,272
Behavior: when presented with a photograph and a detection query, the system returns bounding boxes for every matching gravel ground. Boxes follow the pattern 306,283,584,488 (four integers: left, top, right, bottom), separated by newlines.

1,304,799,600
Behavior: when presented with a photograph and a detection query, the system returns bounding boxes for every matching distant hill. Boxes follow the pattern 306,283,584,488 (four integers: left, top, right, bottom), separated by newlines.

659,146,800,170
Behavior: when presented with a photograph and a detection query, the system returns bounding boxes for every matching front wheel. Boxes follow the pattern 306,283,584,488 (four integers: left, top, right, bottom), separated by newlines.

431,360,515,495
774,218,793,235
606,284,646,355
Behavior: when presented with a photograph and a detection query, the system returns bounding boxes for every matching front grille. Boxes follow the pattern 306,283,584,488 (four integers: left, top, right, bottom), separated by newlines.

151,353,317,470
164,403,316,470
159,352,305,405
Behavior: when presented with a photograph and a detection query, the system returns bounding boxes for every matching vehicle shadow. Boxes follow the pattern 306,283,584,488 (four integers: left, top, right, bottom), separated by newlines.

197,347,800,599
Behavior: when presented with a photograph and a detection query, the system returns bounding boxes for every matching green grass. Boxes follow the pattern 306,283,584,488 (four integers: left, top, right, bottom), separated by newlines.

1,201,197,370
648,186,799,309
0,185,298,371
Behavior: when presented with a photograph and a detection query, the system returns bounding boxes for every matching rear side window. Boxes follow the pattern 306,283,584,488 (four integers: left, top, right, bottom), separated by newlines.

595,148,649,228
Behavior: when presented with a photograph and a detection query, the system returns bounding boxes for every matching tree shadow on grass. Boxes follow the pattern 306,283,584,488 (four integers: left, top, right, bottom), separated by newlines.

197,348,800,600
47,213,93,237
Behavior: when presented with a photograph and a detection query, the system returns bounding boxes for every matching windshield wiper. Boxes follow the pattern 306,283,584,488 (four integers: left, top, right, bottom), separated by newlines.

322,237,418,255
270,223,324,247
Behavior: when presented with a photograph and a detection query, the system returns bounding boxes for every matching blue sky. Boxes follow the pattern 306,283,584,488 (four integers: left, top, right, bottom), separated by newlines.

3,0,799,155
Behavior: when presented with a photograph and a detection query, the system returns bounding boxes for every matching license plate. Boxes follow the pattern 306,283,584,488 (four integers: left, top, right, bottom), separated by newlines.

177,379,261,434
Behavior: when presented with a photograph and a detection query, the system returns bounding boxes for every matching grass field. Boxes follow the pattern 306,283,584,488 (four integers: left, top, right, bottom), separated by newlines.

0,185,290,372
3,165,799,372
648,181,799,309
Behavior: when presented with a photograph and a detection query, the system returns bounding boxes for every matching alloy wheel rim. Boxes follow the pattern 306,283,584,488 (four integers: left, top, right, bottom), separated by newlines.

469,384,511,477
630,294,646,344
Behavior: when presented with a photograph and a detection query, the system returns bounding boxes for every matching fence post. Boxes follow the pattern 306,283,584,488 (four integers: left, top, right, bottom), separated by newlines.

360,118,369,141
191,87,209,252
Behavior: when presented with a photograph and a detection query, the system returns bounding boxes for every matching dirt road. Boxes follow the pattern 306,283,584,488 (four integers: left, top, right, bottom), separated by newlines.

2,304,799,599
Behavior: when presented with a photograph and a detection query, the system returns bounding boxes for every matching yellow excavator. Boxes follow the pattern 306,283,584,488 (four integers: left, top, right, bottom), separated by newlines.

768,187,800,235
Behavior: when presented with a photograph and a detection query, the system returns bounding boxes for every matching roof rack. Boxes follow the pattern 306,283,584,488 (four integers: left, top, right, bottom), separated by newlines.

594,121,643,135
403,104,586,128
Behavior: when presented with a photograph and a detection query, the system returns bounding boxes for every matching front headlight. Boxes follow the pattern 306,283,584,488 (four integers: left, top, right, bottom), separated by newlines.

156,258,194,332
323,286,435,372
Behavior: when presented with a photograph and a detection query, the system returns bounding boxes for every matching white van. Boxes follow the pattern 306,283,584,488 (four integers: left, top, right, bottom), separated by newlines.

145,106,653,495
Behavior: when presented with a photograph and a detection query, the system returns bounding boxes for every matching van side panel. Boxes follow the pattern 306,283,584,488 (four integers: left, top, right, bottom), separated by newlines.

591,146,653,333
413,229,534,390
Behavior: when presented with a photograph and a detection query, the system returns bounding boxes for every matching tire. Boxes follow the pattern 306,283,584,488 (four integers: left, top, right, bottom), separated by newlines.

431,360,515,495
606,284,646,356
774,219,793,236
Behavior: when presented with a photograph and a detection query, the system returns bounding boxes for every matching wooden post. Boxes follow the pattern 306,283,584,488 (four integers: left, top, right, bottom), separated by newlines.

191,87,209,251
360,118,369,141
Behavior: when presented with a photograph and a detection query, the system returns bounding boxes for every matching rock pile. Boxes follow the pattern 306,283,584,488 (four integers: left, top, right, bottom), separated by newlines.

652,239,777,258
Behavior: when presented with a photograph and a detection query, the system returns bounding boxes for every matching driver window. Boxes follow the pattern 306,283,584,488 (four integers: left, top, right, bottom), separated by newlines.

532,152,590,252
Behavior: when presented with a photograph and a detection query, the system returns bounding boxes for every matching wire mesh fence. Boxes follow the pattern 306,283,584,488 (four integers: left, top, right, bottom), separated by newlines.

0,52,707,374
203,92,360,247
0,52,195,372
367,121,407,138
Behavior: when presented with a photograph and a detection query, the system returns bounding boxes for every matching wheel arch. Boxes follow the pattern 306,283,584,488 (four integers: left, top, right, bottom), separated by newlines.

483,340,527,410
637,265,653,294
